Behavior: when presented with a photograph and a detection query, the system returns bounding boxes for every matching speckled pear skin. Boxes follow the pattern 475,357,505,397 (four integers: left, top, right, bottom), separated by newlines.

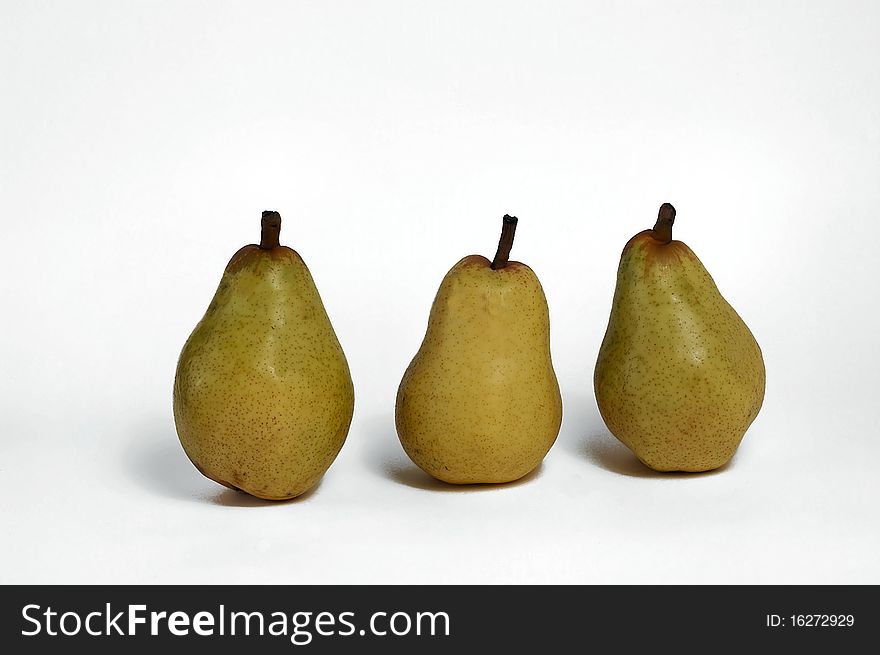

594,219,765,472
396,255,562,484
173,241,354,500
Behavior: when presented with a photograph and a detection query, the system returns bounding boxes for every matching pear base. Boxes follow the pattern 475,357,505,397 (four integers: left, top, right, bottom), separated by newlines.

186,453,316,501
633,454,733,474
419,464,539,486
619,437,739,474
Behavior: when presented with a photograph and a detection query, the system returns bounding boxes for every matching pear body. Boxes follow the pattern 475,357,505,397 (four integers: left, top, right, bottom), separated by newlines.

173,245,354,499
594,231,765,472
396,255,562,484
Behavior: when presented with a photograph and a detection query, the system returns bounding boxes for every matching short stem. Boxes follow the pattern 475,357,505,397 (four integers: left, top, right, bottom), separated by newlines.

260,210,282,249
491,215,518,269
651,203,676,243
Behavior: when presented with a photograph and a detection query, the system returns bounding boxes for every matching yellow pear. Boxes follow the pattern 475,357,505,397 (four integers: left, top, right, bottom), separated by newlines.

173,211,354,499
594,203,765,472
396,216,563,484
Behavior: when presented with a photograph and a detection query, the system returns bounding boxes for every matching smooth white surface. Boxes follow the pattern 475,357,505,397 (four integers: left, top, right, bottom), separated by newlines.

2,1,879,584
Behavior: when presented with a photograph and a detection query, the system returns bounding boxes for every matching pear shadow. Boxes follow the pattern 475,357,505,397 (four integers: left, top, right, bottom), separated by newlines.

555,391,609,457
581,432,666,478
124,418,320,506
359,413,543,492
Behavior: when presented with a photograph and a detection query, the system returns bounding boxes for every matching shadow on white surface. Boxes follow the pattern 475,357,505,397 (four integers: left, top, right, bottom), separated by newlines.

580,433,666,478
125,419,320,506
358,413,543,492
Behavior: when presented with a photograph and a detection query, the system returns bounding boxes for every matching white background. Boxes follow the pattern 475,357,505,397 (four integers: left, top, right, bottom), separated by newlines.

2,1,878,584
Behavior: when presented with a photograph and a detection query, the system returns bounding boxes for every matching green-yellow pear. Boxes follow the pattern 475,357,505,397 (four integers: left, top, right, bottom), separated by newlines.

396,216,563,484
594,203,765,472
173,211,354,500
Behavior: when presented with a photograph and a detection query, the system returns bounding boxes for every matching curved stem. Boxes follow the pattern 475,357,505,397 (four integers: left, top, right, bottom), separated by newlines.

651,203,676,244
260,210,282,249
491,215,518,269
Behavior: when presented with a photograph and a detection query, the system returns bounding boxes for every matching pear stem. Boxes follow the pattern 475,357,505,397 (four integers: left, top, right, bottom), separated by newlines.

260,210,282,249
651,203,676,244
491,215,518,270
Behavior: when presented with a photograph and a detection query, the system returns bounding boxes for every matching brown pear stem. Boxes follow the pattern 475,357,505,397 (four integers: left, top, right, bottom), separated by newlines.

491,215,518,270
260,210,282,249
651,203,676,244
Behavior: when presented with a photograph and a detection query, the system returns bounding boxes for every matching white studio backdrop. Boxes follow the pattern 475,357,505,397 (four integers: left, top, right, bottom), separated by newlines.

1,1,878,583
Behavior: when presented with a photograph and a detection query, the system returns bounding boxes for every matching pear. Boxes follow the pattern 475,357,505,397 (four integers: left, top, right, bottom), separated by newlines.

594,203,765,472
395,216,562,484
173,211,354,500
